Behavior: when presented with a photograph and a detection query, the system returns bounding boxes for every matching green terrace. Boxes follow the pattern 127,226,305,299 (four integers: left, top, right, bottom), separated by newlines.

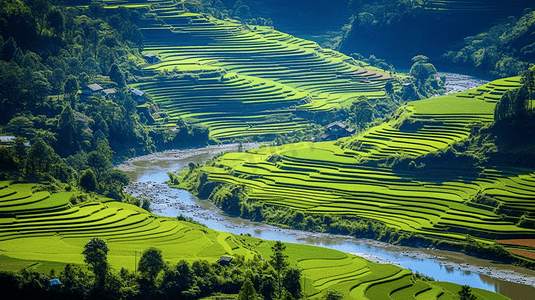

0,180,504,299
110,0,396,139
188,76,535,243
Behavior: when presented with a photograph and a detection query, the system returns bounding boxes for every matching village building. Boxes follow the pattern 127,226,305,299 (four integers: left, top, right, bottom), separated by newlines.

102,88,117,98
82,83,104,96
0,136,30,147
315,121,355,141
143,53,159,64
131,88,145,103
216,256,233,266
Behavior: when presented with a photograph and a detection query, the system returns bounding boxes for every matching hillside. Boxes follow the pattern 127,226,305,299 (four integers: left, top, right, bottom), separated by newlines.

0,180,509,300
124,0,396,141
173,75,535,264
337,0,534,77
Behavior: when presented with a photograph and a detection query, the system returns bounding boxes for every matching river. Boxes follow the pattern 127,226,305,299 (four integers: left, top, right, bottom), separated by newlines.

117,143,535,300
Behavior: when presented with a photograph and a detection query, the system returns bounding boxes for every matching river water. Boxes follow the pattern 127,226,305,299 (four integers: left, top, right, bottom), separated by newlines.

117,144,535,300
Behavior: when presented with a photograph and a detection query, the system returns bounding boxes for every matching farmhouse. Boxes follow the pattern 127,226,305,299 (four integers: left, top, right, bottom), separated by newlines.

319,121,355,141
0,136,30,147
0,136,16,146
102,88,117,98
143,52,159,64
131,88,145,103
82,83,104,96
216,256,233,266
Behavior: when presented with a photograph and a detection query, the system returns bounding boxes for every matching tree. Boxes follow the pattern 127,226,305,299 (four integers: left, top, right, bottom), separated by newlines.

80,169,97,192
47,7,64,36
82,238,109,292
259,272,277,300
283,267,302,299
64,75,79,97
238,278,257,300
521,65,535,111
409,56,437,83
324,289,343,300
59,263,92,299
108,63,126,88
161,260,193,298
57,104,77,157
26,137,58,176
6,116,34,138
138,247,165,286
52,68,65,95
458,285,477,300
269,241,289,300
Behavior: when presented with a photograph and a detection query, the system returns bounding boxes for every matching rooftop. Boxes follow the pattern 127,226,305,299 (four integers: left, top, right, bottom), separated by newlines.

131,89,144,96
102,88,117,95
325,121,355,132
86,83,104,91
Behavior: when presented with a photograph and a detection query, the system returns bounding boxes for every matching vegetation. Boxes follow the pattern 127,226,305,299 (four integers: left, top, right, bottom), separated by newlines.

336,0,532,72
0,174,510,300
443,9,535,79
170,73,535,267
0,1,533,300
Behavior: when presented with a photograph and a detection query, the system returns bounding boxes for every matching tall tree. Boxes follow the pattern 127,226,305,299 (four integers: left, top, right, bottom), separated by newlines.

283,267,302,299
82,238,109,293
269,241,289,300
107,63,126,88
80,168,97,192
57,103,77,157
26,136,58,176
138,247,165,286
237,278,257,300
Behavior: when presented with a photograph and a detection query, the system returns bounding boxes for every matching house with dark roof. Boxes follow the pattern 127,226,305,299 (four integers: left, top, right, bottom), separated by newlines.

143,53,159,64
82,83,104,96
317,121,355,141
217,256,233,266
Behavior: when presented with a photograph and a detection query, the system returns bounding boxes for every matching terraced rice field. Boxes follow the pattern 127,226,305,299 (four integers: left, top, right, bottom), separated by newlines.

1,181,501,299
189,77,535,242
0,181,257,269
99,0,396,140
251,239,508,300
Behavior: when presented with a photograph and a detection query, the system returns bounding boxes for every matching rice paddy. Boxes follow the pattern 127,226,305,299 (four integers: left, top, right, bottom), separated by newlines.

190,76,535,245
1,180,505,299
107,0,397,140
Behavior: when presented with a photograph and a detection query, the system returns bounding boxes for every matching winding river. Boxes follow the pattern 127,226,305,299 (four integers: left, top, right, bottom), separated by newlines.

117,143,535,300
116,73,535,300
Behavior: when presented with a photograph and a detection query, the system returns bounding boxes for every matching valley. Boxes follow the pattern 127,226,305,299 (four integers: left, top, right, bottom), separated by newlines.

1,1,534,299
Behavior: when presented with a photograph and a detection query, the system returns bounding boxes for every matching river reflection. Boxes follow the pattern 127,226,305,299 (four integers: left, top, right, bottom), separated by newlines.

118,145,535,300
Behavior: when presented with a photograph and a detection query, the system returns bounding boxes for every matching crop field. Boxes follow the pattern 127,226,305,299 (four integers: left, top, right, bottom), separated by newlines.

105,0,397,140
0,181,500,299
246,237,506,300
0,180,260,270
188,76,535,243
